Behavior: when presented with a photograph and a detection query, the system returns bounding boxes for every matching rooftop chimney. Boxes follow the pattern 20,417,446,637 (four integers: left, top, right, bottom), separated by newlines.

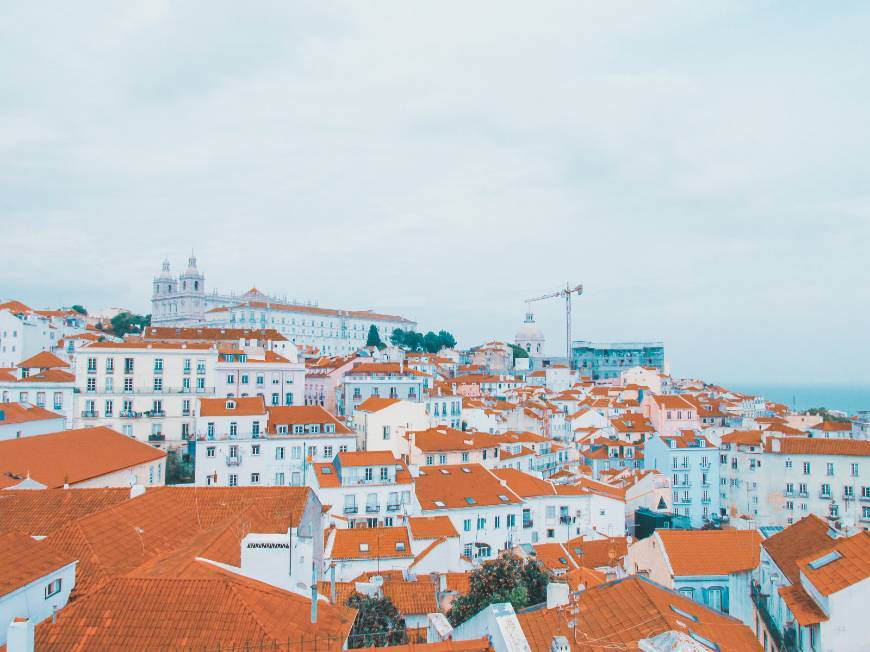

7,618,34,652
550,636,570,652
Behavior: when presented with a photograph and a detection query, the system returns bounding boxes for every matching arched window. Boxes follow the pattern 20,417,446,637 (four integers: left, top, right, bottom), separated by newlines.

678,587,694,599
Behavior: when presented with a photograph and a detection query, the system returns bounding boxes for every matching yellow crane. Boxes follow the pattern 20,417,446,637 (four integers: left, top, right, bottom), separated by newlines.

526,283,583,368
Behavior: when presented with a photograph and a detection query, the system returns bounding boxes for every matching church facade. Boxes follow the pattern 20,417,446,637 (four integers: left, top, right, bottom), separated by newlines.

151,255,416,356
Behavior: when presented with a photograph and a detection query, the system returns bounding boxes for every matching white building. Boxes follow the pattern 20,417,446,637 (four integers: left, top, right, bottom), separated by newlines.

758,437,870,529
215,347,305,406
645,432,721,528
0,352,75,424
350,397,429,456
341,362,426,418
194,404,357,487
0,303,55,369
72,341,218,447
0,403,66,441
311,451,416,529
0,533,77,646
151,255,416,356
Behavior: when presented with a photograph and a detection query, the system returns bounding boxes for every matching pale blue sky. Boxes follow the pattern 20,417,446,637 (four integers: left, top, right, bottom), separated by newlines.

1,2,868,384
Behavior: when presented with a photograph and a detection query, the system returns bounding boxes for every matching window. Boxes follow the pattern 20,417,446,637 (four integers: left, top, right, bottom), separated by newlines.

275,472,285,485
276,447,285,460
154,358,163,372
226,374,235,384
241,374,249,385
324,445,333,458
252,421,260,435
229,474,238,487
494,516,501,528
426,455,434,465
250,473,260,484
251,444,260,456
821,483,831,498
463,519,471,532
380,467,389,481
461,452,470,462
477,517,486,530
507,514,516,528
383,426,391,440
86,377,96,392
207,422,215,438
439,454,447,464
827,462,835,476
785,459,793,469
852,463,860,477
229,422,238,438
364,467,373,481
45,578,62,599
803,462,811,475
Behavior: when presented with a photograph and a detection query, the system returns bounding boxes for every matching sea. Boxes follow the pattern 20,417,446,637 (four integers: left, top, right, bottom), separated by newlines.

724,384,870,416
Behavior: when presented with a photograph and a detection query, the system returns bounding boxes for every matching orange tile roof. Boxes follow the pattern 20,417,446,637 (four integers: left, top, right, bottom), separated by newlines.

650,394,695,410
0,299,33,313
491,468,557,497
720,429,764,446
408,427,502,453
330,527,412,560
765,437,870,457
83,340,215,350
657,530,761,576
415,464,522,510
778,584,828,626
796,531,870,596
532,543,578,572
444,572,470,594
34,564,355,651
13,368,76,383
0,402,63,426
563,566,607,591
17,351,69,369
142,326,288,342
197,395,266,417
761,515,835,584
266,405,352,434
228,299,413,324
565,536,628,569
382,577,439,614
355,396,403,412
41,486,312,596
348,362,425,376
408,516,459,539
337,450,398,467
0,426,165,489
516,575,761,651
0,531,76,597
0,488,129,536
811,420,853,432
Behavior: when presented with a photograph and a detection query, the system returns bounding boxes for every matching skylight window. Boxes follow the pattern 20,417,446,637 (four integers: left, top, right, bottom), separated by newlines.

808,550,843,570
440,469,450,475
498,494,510,502
669,605,699,622
396,542,405,551
461,467,471,473
359,543,369,552
434,500,446,507
688,631,720,651
465,497,476,505
322,467,332,474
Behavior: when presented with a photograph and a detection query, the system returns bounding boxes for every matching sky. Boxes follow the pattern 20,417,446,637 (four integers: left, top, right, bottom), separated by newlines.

1,2,869,385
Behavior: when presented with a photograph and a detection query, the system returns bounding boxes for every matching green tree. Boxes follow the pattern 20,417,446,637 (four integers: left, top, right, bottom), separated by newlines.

447,554,552,626
345,594,407,648
70,304,87,315
390,328,406,347
110,312,151,337
437,330,457,350
423,331,442,353
366,324,385,349
509,343,529,361
403,330,424,351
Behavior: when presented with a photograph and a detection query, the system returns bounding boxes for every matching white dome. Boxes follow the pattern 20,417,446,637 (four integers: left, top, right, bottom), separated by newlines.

515,312,545,343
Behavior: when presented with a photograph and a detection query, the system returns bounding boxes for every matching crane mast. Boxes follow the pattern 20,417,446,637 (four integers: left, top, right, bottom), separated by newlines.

525,282,583,368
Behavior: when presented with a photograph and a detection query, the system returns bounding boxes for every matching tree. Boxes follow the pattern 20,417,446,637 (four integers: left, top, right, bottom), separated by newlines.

70,304,87,315
345,594,407,648
390,328,406,347
366,324,385,349
423,331,442,353
110,312,151,337
447,553,552,626
437,330,457,350
509,343,529,361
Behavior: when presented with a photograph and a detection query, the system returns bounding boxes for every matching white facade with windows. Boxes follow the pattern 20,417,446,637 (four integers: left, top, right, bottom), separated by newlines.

645,433,721,528
71,342,218,447
215,351,305,407
151,256,415,356
0,309,54,368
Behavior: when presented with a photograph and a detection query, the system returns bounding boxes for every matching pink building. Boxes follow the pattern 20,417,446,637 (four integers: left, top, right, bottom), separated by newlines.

642,393,699,435
304,355,360,414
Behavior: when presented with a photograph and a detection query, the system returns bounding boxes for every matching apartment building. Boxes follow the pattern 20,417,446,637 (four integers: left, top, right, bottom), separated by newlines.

311,451,416,528
645,432,721,528
340,362,426,418
760,437,870,529
350,397,429,456
71,341,218,446
642,393,700,435
215,348,304,406
193,404,357,487
0,352,75,423
719,430,766,522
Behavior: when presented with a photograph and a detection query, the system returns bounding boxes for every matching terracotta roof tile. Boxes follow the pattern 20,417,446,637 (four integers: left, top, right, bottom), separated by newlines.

0,488,129,536
17,351,70,369
761,515,835,584
566,536,627,569
0,402,63,427
765,437,870,457
415,464,522,510
408,516,459,540
0,426,165,489
355,396,403,412
197,395,266,417
266,405,352,434
778,584,828,626
657,530,760,576
0,532,76,597
330,527,412,560
796,531,870,596
338,450,398,467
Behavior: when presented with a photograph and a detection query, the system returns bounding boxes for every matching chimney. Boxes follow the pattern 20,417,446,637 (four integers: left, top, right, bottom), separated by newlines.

130,483,146,499
550,636,570,652
546,582,569,609
310,562,318,624
7,618,34,652
771,438,781,453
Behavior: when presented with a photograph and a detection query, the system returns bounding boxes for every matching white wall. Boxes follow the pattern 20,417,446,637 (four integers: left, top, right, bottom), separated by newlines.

0,562,76,646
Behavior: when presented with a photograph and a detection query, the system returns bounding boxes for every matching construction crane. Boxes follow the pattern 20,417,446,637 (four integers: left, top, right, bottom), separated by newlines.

526,282,584,368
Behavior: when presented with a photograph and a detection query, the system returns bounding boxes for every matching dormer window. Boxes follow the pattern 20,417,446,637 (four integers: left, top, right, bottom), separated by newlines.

226,400,236,410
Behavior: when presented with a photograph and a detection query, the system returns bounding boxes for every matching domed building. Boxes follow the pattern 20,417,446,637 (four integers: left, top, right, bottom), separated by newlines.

515,311,545,357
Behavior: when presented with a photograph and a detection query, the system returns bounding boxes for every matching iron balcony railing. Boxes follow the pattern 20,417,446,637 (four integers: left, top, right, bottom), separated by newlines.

750,584,799,652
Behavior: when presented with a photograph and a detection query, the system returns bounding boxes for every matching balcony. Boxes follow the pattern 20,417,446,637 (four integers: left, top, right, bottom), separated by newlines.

365,504,380,513
148,434,166,442
226,455,243,466
751,584,799,652
819,491,832,500
144,410,166,418
559,516,572,524
522,520,534,529
386,503,401,512
182,410,191,417
81,410,98,418
797,490,809,497
701,497,712,505
120,410,141,419
344,505,359,514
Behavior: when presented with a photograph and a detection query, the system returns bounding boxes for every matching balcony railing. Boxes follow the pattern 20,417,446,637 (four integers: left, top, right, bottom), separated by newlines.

226,455,242,466
344,505,358,514
120,410,141,419
144,410,166,418
559,516,572,524
81,410,98,418
522,520,534,529
386,503,401,512
365,504,380,513
751,584,799,652
148,434,166,442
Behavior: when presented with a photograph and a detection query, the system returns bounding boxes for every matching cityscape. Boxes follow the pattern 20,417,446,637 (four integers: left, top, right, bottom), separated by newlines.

2,3,869,652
